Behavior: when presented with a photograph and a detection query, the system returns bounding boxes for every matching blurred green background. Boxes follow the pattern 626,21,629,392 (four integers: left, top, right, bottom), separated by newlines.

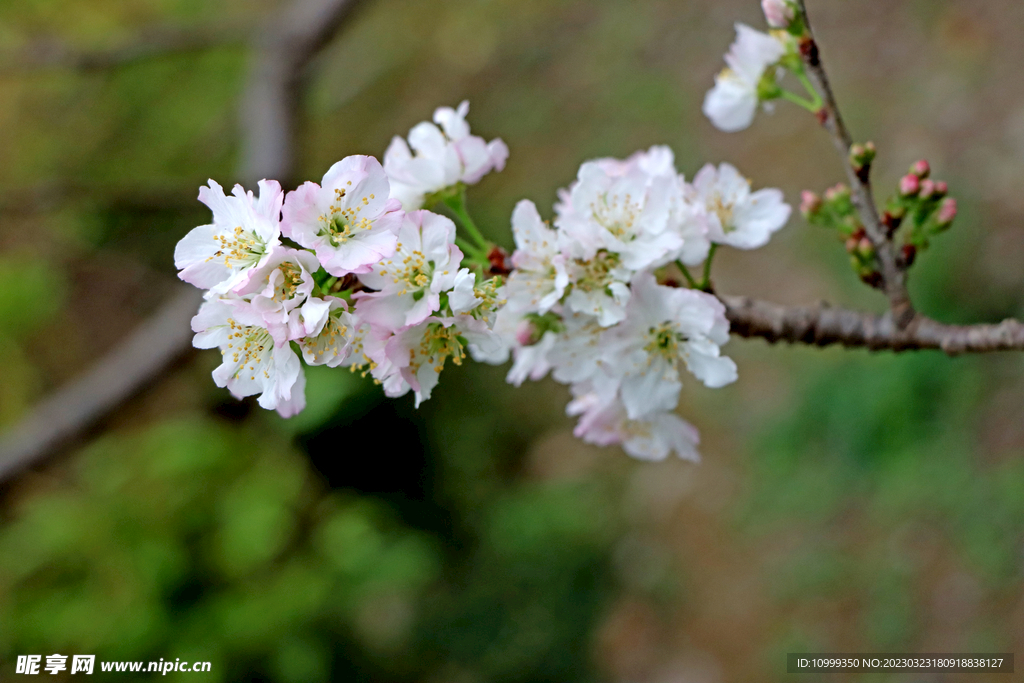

1,0,1024,681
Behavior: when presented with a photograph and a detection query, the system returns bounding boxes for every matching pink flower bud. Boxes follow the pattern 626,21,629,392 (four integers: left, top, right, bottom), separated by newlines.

857,237,875,258
919,178,936,199
515,319,539,347
933,180,948,197
800,190,822,217
909,159,930,178
762,0,795,28
824,183,849,203
936,197,957,227
899,173,920,197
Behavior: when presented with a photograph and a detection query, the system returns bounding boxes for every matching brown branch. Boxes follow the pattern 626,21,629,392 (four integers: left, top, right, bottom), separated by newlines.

0,289,203,482
721,295,1024,354
0,0,365,483
0,24,249,75
795,0,914,327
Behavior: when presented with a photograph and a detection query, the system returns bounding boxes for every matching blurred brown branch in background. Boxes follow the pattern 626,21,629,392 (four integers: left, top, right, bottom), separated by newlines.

0,24,250,75
0,0,365,483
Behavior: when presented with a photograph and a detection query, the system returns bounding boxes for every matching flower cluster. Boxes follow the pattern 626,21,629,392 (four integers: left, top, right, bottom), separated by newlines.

176,103,790,462
495,147,789,461
175,104,508,417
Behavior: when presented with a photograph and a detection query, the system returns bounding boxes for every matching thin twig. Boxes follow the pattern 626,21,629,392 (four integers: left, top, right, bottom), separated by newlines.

794,0,914,327
0,0,365,483
721,295,1024,355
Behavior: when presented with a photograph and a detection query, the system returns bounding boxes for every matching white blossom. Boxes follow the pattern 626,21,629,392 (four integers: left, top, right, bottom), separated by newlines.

174,179,283,294
567,387,701,462
690,162,791,249
601,272,736,420
354,210,463,330
702,23,787,132
557,158,683,272
383,101,509,210
191,298,306,417
234,246,321,345
504,199,569,315
299,296,355,368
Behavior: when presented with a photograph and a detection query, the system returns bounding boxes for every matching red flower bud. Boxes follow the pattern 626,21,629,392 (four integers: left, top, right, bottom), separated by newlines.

919,178,936,199
900,243,917,267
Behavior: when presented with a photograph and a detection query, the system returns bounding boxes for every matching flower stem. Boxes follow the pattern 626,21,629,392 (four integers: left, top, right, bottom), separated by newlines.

455,236,489,263
443,188,491,252
778,88,820,112
795,68,823,109
676,261,701,289
700,244,718,292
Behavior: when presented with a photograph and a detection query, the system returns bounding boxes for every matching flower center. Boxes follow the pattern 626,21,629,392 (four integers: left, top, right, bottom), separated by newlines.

378,247,432,296
275,262,304,301
410,323,466,374
210,226,265,269
223,318,274,380
644,323,682,361
709,193,735,231
572,250,621,293
302,311,349,364
318,187,376,247
591,192,641,239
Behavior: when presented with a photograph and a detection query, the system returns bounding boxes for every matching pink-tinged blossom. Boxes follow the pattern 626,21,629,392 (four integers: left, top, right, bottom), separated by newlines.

506,330,558,387
299,296,354,367
567,388,701,462
383,101,509,210
342,318,398,390
355,210,463,329
504,199,569,315
281,155,402,276
762,0,795,28
191,298,305,416
382,317,466,407
702,24,787,132
174,179,283,294
233,247,320,345
690,162,790,249
601,273,736,420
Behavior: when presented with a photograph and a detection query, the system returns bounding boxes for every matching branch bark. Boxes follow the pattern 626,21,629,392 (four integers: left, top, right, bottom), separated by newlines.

0,0,364,483
721,295,1024,354
794,0,915,327
0,24,248,75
